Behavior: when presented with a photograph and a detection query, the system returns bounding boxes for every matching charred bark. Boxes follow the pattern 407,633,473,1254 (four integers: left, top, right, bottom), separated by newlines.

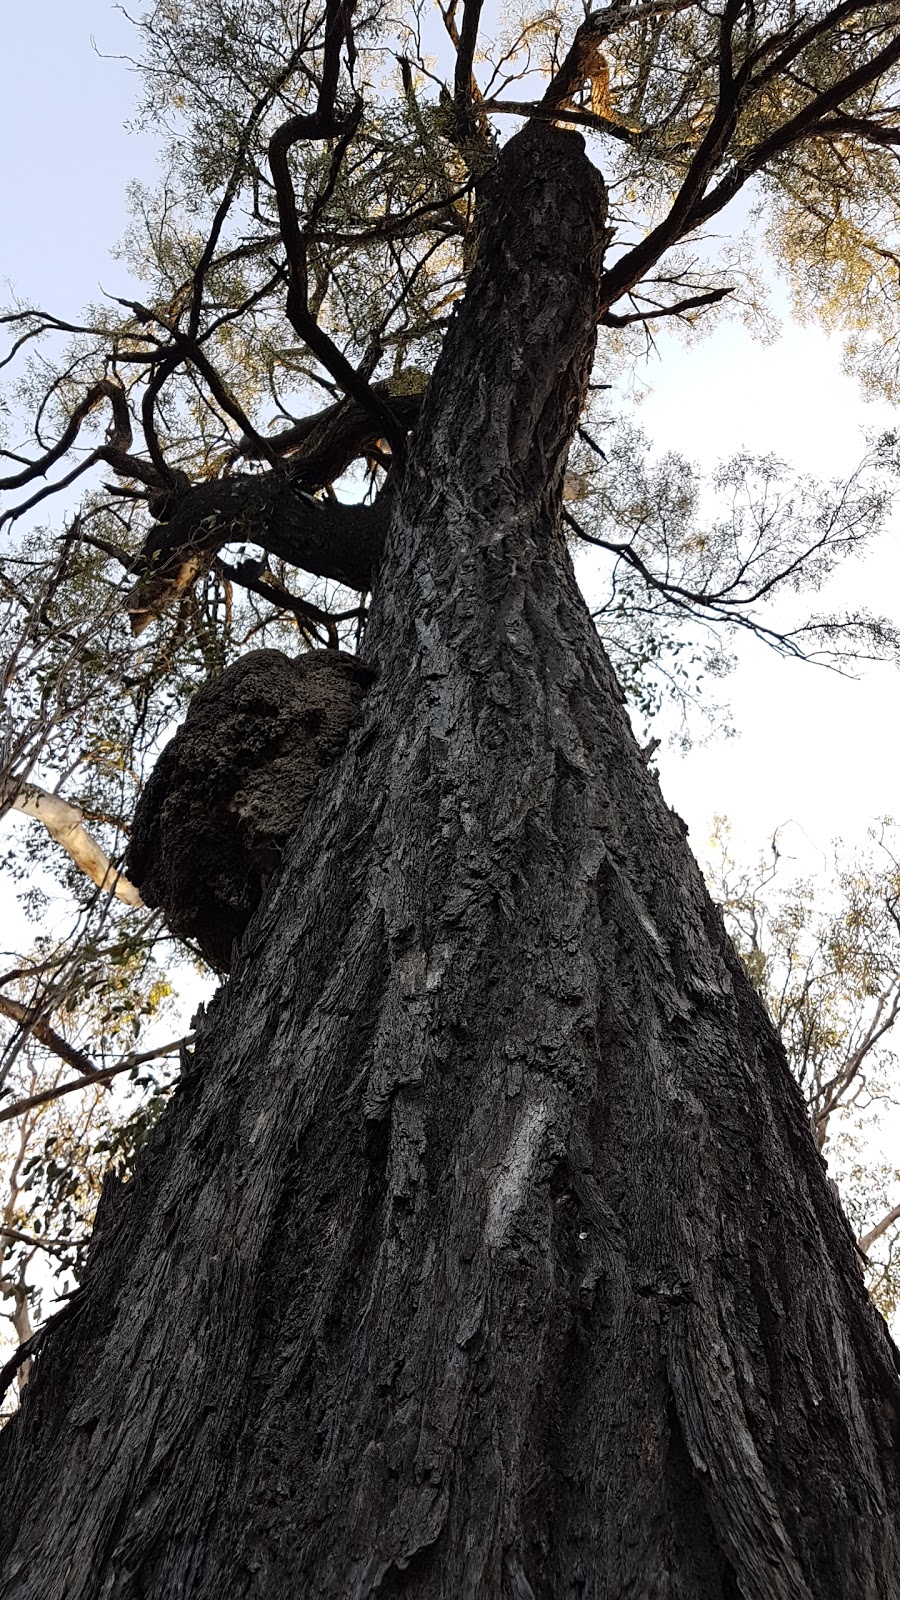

1,122,898,1600
126,478,388,633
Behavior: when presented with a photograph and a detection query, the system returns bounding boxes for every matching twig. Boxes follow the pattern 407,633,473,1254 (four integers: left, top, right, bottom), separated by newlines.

0,995,98,1078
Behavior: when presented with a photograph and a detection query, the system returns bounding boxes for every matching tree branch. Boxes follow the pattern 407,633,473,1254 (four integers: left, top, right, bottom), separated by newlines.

598,5,900,312
601,285,733,325
216,557,364,647
0,995,98,1078
3,781,143,907
0,1226,84,1258
234,380,425,481
689,29,900,233
815,114,900,150
0,1036,190,1126
266,0,407,463
483,97,642,146
126,476,390,633
858,1203,900,1257
0,379,130,492
599,0,746,306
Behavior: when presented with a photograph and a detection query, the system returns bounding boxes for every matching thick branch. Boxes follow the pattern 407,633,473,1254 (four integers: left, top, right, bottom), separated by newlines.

234,381,424,482
454,0,484,109
599,8,900,311
266,2,407,462
599,0,746,307
815,114,900,150
689,29,900,232
542,15,612,115
126,476,389,633
4,782,143,908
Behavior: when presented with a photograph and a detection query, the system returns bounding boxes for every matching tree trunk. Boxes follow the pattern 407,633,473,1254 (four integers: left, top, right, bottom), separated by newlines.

1,122,898,1600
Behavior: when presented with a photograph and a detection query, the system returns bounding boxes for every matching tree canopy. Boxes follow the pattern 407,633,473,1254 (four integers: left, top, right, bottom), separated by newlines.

3,0,900,1381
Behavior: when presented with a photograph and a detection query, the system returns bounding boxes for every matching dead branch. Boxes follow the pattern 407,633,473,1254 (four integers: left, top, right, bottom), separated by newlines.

3,780,143,907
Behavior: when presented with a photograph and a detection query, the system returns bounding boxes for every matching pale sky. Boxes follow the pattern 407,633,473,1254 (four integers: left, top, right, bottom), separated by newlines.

2,3,898,874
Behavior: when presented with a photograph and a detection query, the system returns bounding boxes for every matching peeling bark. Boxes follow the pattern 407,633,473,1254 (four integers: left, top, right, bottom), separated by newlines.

1,122,899,1600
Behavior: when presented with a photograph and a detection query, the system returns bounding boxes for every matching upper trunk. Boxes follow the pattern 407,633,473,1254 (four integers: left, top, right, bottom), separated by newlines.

1,122,898,1600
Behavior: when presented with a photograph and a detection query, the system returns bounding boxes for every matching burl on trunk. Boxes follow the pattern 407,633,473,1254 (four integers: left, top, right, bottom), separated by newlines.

1,123,898,1600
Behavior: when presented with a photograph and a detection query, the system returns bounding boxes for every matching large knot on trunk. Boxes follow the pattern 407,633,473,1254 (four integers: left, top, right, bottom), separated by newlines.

126,648,374,970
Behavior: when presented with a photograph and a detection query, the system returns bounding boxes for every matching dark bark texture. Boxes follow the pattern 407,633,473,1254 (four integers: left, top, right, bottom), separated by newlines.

1,123,899,1598
126,649,373,971
126,481,388,633
126,379,424,633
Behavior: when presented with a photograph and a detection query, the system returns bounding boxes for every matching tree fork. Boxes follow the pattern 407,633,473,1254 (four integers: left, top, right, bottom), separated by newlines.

127,479,389,632
1,122,899,1599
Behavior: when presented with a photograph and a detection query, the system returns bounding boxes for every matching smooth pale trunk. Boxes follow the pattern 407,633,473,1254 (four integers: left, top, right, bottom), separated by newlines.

1,123,898,1600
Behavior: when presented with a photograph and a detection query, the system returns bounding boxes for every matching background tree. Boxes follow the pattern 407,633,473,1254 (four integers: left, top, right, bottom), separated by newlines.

705,817,900,1318
2,0,900,1592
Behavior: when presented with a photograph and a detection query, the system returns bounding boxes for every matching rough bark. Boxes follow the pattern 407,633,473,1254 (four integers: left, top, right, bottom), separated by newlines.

1,121,899,1599
126,648,373,971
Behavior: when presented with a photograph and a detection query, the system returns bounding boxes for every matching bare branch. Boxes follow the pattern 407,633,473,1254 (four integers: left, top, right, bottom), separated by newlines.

0,1036,190,1126
859,1203,900,1257
0,379,129,491
266,2,407,462
0,1226,84,1257
3,780,143,908
0,995,98,1078
602,285,733,325
483,96,642,146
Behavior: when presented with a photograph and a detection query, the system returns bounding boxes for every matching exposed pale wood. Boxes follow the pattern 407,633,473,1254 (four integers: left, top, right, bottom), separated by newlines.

5,782,142,907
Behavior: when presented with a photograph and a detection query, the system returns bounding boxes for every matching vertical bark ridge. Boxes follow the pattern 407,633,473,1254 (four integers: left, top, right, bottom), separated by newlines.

0,122,898,1600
